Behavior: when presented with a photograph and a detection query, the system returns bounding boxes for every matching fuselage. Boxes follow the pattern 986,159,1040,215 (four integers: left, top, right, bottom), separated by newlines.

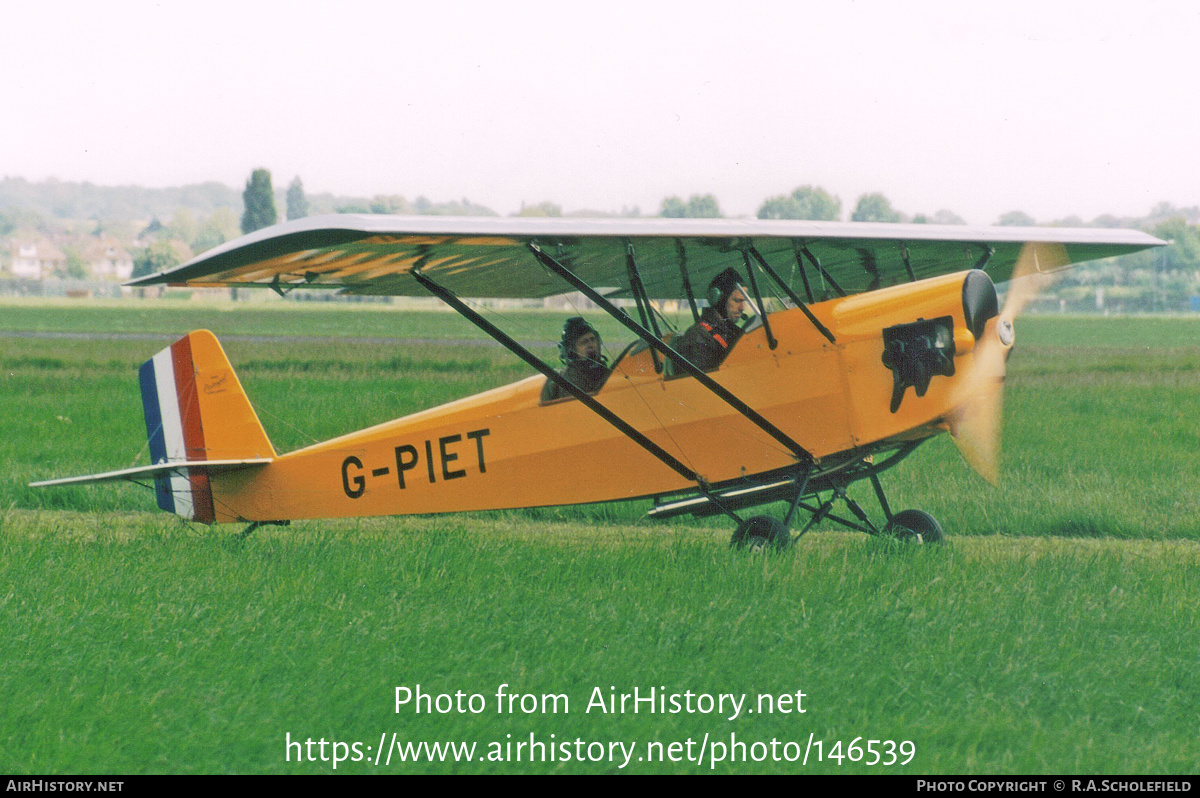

207,270,996,523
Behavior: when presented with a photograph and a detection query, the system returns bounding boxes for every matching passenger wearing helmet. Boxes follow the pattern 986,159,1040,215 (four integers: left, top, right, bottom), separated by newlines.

673,268,751,372
540,316,611,403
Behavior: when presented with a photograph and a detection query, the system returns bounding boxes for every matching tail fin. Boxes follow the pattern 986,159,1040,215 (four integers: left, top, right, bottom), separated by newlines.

139,330,275,522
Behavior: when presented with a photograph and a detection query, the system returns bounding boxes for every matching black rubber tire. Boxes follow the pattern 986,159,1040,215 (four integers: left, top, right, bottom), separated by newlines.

730,515,791,551
885,509,945,543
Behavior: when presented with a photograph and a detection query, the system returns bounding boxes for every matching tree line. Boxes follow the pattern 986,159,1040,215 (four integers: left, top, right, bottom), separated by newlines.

3,170,1198,311
217,171,1200,313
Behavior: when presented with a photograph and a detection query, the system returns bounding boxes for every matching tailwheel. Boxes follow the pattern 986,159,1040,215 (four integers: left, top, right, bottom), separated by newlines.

884,509,944,543
730,515,791,551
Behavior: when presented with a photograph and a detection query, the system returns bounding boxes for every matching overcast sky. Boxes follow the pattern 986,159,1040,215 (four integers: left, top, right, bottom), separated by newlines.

3,0,1198,225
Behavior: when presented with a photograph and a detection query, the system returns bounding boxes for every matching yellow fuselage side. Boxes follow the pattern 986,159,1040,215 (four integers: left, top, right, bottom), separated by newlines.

209,271,984,523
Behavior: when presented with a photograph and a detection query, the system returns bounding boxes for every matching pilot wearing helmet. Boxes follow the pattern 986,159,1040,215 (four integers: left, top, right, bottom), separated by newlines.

673,267,752,372
540,316,610,403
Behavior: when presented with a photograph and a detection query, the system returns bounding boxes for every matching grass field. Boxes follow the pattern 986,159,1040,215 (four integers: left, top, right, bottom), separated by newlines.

2,298,1199,773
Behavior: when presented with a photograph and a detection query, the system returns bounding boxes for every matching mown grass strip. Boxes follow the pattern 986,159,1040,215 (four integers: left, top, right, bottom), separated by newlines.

1,511,1197,773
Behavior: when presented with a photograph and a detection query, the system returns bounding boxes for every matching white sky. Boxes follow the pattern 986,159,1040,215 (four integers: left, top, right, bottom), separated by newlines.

2,0,1198,224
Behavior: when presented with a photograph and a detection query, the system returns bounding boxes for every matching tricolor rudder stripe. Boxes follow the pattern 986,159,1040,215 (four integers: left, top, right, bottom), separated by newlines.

139,333,215,523
30,329,272,521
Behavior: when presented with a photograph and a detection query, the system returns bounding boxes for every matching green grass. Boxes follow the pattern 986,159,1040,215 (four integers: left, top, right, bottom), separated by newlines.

1019,314,1200,349
2,513,1197,774
0,296,639,345
3,299,1200,773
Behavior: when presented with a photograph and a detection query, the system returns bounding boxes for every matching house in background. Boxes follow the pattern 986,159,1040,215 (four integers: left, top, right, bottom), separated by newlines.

6,237,65,279
82,236,133,280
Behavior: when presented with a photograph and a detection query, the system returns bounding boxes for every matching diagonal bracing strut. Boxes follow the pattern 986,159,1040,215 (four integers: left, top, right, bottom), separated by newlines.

409,267,699,483
413,266,756,523
746,246,836,344
528,242,814,467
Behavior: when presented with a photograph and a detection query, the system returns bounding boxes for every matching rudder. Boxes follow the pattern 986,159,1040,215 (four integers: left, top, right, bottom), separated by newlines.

139,330,275,522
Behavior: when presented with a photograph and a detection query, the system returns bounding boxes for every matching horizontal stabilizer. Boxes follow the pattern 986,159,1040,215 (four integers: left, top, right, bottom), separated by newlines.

29,458,272,488
33,330,275,525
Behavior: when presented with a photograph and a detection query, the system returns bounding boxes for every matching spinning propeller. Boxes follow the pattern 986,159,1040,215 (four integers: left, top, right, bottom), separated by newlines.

950,242,1068,483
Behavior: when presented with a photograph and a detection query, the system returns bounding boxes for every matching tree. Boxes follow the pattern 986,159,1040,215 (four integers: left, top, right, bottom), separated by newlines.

1149,201,1177,220
166,208,199,245
660,196,688,218
792,186,840,220
286,177,308,220
996,210,1036,227
685,194,721,218
757,185,841,220
1153,217,1200,266
850,193,904,223
932,209,965,225
192,208,239,254
241,168,277,234
369,195,411,214
139,217,165,238
58,242,89,280
659,194,722,218
0,206,47,236
131,239,185,279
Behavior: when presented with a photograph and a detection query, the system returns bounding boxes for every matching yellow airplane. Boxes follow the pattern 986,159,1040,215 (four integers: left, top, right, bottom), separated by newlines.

32,216,1164,546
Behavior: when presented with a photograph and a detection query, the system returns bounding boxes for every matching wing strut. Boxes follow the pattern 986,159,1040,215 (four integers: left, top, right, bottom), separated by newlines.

975,245,994,270
739,248,778,350
675,239,701,323
792,247,816,304
625,244,663,374
746,246,836,344
408,267,699,483
795,242,847,297
900,244,917,282
528,242,815,467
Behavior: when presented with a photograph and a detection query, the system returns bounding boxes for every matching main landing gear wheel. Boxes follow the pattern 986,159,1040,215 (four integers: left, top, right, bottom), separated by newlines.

730,515,791,551
884,509,944,543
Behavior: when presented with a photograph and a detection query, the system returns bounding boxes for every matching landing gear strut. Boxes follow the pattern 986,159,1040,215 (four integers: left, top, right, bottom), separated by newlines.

724,466,945,549
649,443,946,550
